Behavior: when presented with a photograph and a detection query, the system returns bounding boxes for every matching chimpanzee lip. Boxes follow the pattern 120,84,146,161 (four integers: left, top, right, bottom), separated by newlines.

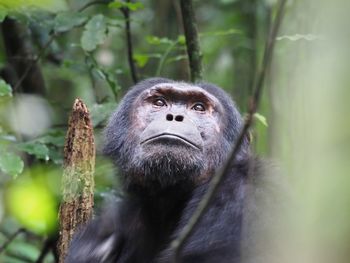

141,133,201,149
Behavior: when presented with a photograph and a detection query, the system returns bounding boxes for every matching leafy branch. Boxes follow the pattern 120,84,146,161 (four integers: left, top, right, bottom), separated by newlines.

156,36,185,76
11,0,142,96
12,0,105,92
86,54,120,99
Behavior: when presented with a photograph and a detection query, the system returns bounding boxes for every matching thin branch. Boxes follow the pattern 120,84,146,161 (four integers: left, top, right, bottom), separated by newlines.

120,0,138,84
36,237,54,263
0,228,25,253
5,252,33,262
179,0,202,82
156,41,178,76
86,54,119,100
170,0,287,261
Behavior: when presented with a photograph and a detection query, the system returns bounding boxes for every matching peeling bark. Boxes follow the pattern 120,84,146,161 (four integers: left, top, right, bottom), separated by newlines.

57,99,95,263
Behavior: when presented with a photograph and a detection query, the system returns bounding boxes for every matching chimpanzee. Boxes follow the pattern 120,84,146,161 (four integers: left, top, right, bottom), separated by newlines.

65,78,282,263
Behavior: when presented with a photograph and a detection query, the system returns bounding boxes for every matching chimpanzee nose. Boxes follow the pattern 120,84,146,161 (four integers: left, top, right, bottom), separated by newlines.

166,114,184,122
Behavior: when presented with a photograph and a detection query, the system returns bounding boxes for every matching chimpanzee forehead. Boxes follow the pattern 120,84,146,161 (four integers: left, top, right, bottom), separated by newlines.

147,82,221,105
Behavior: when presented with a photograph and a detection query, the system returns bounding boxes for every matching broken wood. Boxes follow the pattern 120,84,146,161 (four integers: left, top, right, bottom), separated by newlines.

57,99,95,262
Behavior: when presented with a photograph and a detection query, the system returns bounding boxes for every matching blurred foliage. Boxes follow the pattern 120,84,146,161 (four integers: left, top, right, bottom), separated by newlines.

5,167,60,235
0,0,67,12
0,79,11,96
264,1,350,263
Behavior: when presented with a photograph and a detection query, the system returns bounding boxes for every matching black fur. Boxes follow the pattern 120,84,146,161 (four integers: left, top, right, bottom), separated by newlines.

65,78,279,263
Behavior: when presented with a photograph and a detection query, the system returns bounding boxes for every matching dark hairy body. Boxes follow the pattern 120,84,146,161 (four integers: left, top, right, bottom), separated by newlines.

66,78,282,263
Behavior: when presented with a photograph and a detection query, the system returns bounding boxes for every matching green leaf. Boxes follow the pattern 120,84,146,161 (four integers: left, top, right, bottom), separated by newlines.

146,36,161,45
0,152,24,177
124,2,144,11
146,36,173,45
24,10,56,30
54,11,88,33
200,28,241,37
276,34,323,41
108,1,144,11
0,0,67,12
254,113,268,127
47,146,63,165
90,102,118,127
17,142,50,160
166,55,187,63
0,79,12,97
81,14,108,52
108,1,123,9
0,8,8,22
7,241,40,262
177,35,186,45
105,17,123,27
133,54,149,67
37,131,65,147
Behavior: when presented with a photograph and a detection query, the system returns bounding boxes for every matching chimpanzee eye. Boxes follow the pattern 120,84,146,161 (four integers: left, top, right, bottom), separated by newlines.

192,103,206,112
153,98,167,107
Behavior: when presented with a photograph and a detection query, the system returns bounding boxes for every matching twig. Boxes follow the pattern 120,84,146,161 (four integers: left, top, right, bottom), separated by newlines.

179,0,202,82
156,40,178,76
120,0,138,84
86,54,119,100
5,252,33,262
36,236,57,263
0,228,25,253
170,0,287,262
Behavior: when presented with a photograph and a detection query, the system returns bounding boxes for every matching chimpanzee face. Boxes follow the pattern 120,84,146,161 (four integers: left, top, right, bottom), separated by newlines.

104,79,246,190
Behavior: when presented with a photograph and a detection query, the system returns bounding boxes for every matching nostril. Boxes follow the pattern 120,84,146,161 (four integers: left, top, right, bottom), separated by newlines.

175,115,184,122
166,114,173,121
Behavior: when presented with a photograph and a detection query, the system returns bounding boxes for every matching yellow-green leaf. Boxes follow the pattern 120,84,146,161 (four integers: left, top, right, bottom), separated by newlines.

134,54,149,67
254,113,268,127
0,79,12,97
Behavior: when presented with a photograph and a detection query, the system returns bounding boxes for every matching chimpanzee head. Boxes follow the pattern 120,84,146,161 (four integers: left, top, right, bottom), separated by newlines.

103,78,249,191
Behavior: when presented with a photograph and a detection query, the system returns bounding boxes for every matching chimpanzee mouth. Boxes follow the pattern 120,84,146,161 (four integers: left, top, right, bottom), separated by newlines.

141,133,201,150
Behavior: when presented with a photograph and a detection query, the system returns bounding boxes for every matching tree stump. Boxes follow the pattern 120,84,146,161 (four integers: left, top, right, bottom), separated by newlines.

57,99,95,262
